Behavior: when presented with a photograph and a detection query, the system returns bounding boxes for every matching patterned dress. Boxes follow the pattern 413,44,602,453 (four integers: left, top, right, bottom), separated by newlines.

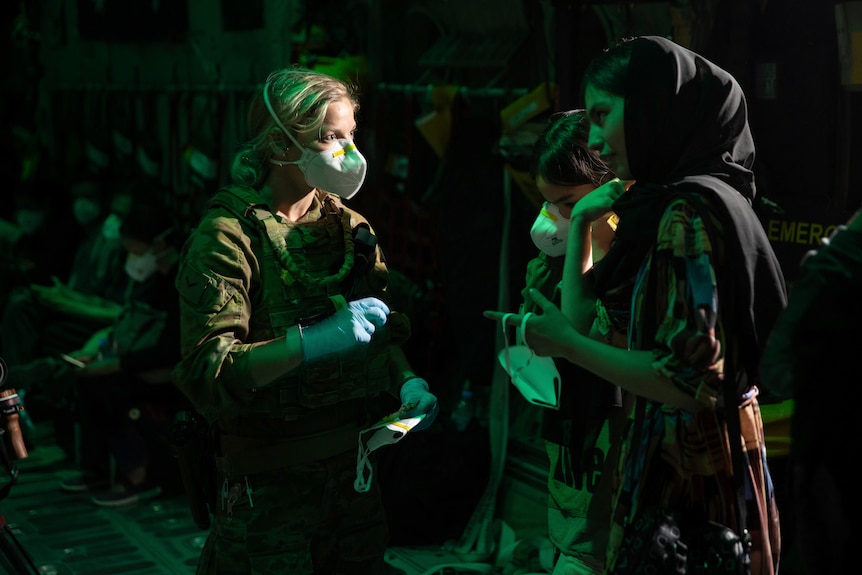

601,198,781,575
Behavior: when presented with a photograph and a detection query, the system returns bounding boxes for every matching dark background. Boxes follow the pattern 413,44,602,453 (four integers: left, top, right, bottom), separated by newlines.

2,0,858,404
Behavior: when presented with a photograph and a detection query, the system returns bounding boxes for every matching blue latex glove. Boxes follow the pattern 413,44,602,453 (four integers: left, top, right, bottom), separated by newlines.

301,297,390,362
399,377,439,432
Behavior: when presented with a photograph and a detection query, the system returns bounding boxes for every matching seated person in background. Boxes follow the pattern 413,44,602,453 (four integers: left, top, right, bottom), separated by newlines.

0,176,131,367
52,189,187,507
0,177,79,296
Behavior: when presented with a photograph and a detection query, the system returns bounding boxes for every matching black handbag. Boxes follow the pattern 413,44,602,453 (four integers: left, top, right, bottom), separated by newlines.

610,504,749,574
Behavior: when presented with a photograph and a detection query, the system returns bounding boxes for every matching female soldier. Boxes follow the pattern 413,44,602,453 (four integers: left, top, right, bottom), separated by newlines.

174,67,438,575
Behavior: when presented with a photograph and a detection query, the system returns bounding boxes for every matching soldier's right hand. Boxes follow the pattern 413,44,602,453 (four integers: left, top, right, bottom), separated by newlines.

300,297,390,362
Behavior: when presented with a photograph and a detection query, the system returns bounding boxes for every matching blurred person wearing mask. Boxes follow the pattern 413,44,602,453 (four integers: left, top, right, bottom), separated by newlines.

0,177,132,368
173,67,439,574
57,190,187,506
58,177,132,306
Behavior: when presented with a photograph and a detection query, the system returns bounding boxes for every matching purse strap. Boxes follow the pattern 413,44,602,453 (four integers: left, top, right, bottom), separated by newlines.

721,304,751,544
698,190,751,542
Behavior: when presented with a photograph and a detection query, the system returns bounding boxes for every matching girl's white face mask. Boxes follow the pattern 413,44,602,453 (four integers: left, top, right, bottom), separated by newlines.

263,84,367,200
124,250,159,282
497,312,561,409
530,201,570,257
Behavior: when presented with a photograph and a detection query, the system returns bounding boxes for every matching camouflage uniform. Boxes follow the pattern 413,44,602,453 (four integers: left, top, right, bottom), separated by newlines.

174,186,410,575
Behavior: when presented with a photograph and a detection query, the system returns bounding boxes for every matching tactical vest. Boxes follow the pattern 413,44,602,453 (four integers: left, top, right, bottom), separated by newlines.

209,186,392,420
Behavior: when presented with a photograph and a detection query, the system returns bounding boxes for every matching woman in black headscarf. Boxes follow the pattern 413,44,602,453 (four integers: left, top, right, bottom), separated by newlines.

486,36,784,574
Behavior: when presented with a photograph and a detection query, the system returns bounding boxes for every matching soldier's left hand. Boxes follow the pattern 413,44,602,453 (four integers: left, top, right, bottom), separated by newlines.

399,377,438,432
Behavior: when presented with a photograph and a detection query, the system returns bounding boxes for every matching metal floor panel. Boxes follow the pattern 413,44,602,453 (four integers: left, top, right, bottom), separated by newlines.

0,438,203,575
0,430,489,575
0,424,564,575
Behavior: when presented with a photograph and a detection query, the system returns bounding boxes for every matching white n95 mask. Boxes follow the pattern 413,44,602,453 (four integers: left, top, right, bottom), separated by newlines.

354,414,425,493
497,312,561,409
101,213,123,240
124,250,159,282
530,202,570,257
263,83,367,199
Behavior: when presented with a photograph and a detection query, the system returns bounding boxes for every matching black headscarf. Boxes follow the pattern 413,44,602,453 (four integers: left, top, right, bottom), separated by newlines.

592,36,786,375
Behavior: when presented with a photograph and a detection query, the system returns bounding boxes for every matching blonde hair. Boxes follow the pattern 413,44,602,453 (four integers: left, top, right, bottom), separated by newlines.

230,67,360,188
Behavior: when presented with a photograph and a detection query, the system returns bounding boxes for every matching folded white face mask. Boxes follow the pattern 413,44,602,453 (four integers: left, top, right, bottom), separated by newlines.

354,414,425,493
497,312,561,409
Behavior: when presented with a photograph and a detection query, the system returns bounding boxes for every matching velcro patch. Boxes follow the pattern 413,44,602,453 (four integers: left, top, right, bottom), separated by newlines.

177,265,232,310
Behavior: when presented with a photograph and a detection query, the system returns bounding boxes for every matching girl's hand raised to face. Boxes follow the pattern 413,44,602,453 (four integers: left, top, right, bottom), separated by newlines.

570,178,629,223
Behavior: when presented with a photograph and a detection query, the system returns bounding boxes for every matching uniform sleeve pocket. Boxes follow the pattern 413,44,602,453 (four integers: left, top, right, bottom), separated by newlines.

176,264,235,312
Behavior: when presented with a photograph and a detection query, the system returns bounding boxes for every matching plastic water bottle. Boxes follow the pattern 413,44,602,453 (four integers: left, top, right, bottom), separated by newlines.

450,381,475,432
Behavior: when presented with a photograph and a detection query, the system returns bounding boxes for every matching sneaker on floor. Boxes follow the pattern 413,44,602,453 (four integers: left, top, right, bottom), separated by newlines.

91,479,162,508
58,473,110,493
